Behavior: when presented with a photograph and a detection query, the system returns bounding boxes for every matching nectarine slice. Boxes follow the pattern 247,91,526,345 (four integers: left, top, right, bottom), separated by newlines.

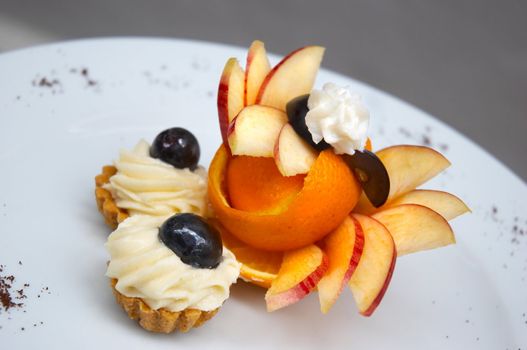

274,123,317,177
372,204,455,256
386,189,470,221
266,244,328,311
349,214,396,316
245,40,271,106
227,105,288,157
256,46,325,111
217,58,245,145
317,217,365,313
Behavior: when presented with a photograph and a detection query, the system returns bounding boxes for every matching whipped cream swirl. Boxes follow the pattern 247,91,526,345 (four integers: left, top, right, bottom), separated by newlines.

106,215,241,312
305,83,370,155
103,140,208,217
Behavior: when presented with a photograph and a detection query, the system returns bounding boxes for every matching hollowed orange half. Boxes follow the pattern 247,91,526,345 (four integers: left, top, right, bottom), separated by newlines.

208,145,361,251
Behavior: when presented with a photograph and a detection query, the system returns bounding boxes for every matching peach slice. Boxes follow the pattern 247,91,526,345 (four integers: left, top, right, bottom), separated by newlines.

208,145,361,251
227,105,288,157
256,46,325,111
355,145,450,213
372,204,455,256
386,189,470,220
317,217,365,314
245,40,271,106
217,58,245,145
274,123,317,176
265,245,328,312
348,214,396,316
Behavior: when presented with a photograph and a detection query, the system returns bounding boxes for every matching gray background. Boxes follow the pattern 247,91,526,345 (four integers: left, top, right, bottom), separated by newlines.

1,0,525,180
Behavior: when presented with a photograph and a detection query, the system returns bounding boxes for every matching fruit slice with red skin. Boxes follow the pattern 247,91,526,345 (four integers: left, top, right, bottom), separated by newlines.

355,145,451,214
348,214,396,316
217,58,245,145
274,123,317,176
317,217,365,314
265,245,328,312
372,204,455,256
227,105,288,157
385,189,470,221
245,40,271,106
256,46,325,111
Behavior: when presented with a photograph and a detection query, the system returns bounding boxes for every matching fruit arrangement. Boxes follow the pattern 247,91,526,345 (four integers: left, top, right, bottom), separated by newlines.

208,41,469,315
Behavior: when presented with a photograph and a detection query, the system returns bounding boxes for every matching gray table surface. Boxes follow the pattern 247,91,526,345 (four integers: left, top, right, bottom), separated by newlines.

1,0,525,181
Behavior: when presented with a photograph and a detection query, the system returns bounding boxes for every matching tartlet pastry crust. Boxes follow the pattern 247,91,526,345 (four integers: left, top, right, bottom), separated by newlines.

95,166,129,229
110,278,219,333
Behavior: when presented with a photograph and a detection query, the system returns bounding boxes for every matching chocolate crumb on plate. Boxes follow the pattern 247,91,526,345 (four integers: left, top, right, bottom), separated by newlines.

70,67,99,88
422,135,432,146
0,264,31,313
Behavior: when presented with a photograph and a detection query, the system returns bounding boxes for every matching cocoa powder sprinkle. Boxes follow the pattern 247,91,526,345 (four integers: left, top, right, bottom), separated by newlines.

0,264,30,312
398,126,450,152
1,274,23,311
71,67,98,87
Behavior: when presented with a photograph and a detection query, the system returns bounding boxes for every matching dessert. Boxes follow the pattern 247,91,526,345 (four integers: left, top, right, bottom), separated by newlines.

94,40,469,333
208,40,469,314
106,214,240,333
95,127,208,229
96,128,241,333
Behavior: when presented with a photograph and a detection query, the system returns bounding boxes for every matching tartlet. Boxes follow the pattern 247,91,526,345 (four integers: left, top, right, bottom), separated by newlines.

106,214,240,333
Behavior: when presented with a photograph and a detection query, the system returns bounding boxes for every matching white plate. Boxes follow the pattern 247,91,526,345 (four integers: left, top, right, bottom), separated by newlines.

0,38,525,349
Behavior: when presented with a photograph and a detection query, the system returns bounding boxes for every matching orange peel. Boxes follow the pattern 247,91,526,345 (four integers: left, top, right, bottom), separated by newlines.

208,145,361,251
219,226,282,288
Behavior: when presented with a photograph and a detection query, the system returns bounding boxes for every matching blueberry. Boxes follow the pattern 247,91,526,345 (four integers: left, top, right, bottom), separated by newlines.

286,94,331,151
150,127,200,170
159,213,223,269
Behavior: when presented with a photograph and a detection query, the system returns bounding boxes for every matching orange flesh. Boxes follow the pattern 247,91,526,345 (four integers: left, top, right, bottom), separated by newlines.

226,156,305,214
365,138,372,151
